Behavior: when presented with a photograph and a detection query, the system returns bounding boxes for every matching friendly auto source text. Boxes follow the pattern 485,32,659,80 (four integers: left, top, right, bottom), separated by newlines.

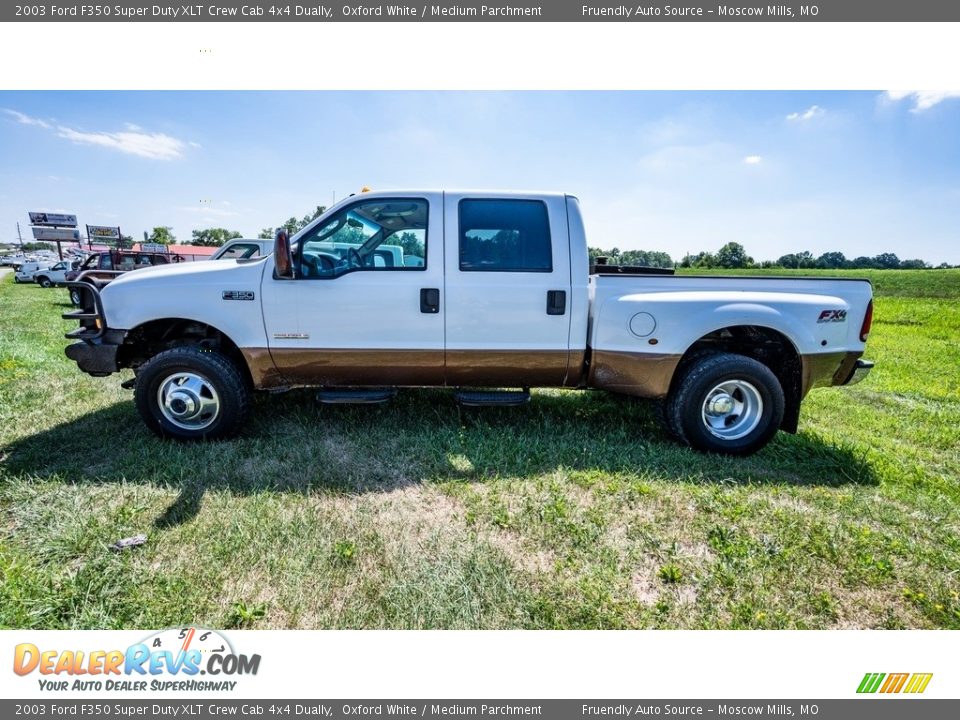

582,5,814,18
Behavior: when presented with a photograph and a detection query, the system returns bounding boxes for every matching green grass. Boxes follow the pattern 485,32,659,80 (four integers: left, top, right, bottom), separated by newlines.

1,269,958,629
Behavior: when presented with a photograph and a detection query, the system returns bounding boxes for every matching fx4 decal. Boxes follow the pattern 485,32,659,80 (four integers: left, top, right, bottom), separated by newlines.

817,309,847,323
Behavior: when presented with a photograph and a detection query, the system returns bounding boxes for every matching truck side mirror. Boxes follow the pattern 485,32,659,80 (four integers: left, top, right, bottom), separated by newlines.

274,229,294,279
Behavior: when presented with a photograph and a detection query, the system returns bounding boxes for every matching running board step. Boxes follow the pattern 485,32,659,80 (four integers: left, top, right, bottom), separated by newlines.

316,388,396,405
454,389,531,407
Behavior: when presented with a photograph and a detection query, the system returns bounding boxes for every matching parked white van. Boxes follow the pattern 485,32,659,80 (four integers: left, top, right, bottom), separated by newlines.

14,261,50,284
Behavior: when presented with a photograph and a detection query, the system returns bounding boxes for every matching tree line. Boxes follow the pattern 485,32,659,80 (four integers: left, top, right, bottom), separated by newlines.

141,206,329,248
592,242,952,270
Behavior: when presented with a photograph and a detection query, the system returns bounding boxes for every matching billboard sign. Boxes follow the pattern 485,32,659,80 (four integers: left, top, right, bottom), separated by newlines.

31,227,80,241
29,212,78,227
87,225,122,240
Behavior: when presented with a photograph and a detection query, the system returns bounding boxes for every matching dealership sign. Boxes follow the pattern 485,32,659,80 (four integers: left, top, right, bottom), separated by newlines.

29,212,77,227
31,227,80,241
87,225,121,240
11,626,261,693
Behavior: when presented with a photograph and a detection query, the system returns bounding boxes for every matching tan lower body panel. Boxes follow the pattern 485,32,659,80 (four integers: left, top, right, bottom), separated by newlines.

800,350,863,396
587,350,682,399
250,348,444,388
587,349,865,400
445,349,573,387
242,348,579,389
241,348,288,388
244,347,865,399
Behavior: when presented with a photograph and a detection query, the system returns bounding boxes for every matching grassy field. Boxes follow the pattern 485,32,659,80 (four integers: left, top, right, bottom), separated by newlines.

0,268,958,629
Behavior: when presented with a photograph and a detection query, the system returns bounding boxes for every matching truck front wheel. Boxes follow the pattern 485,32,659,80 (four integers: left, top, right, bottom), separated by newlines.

134,347,250,441
664,352,784,456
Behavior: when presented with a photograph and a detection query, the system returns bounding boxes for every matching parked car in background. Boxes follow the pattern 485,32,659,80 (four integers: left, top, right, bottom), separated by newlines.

33,259,81,288
211,238,273,260
1,254,28,268
14,260,50,284
66,249,179,305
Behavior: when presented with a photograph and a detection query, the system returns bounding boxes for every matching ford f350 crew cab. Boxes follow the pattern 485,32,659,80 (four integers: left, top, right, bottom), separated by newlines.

63,190,874,455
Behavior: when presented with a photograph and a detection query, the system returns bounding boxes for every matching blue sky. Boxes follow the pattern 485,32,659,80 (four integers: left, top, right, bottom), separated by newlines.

1,91,958,264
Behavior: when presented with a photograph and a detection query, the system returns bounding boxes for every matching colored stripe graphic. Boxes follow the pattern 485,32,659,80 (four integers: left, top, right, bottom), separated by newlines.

904,673,934,694
857,672,932,694
857,673,885,693
880,673,909,693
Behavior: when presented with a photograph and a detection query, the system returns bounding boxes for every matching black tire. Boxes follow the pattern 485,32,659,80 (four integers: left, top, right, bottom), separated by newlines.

70,288,82,305
654,399,682,442
134,347,251,441
664,352,784,456
37,276,52,288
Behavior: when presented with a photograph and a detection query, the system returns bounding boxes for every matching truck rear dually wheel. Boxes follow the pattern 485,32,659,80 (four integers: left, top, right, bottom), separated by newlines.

664,352,784,456
134,347,250,441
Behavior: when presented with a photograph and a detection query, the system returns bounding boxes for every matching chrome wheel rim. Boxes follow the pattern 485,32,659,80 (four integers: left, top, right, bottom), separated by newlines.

700,379,763,441
157,372,220,430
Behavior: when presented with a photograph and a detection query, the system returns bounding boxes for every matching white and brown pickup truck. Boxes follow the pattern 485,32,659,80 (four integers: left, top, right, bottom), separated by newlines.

64,190,874,455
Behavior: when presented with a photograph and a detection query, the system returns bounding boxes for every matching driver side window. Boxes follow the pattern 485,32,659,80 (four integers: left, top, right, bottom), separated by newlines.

297,198,428,279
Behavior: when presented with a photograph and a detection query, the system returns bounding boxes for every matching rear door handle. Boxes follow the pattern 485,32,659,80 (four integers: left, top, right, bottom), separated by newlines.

546,290,567,315
420,288,440,313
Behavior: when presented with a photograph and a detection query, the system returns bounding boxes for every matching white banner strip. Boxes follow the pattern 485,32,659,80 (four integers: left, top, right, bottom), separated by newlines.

2,630,954,700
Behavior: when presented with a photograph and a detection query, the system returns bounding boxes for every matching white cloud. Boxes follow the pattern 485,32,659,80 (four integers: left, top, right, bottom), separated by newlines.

786,105,825,121
884,91,960,112
4,107,190,160
743,155,763,165
56,126,186,160
4,108,52,129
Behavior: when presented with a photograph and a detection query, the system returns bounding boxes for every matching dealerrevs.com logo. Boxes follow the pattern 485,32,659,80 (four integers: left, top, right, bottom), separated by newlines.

13,627,261,693
857,672,933,694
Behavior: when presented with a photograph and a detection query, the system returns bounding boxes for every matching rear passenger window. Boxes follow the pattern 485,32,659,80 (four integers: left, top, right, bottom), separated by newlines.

459,199,552,272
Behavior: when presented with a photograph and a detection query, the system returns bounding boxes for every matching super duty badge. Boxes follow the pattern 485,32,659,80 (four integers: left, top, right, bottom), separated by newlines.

222,290,255,301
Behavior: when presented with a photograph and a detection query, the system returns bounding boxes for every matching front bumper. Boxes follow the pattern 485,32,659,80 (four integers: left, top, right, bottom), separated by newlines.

65,339,121,376
62,281,124,377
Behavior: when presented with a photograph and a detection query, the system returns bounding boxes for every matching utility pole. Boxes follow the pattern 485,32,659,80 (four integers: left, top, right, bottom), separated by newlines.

17,222,23,249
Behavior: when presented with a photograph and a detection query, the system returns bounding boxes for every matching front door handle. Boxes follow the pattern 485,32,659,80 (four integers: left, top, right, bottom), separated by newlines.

546,290,567,315
420,288,440,313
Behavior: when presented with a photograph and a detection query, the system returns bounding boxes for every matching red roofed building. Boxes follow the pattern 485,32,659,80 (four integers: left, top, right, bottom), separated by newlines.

131,243,219,261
